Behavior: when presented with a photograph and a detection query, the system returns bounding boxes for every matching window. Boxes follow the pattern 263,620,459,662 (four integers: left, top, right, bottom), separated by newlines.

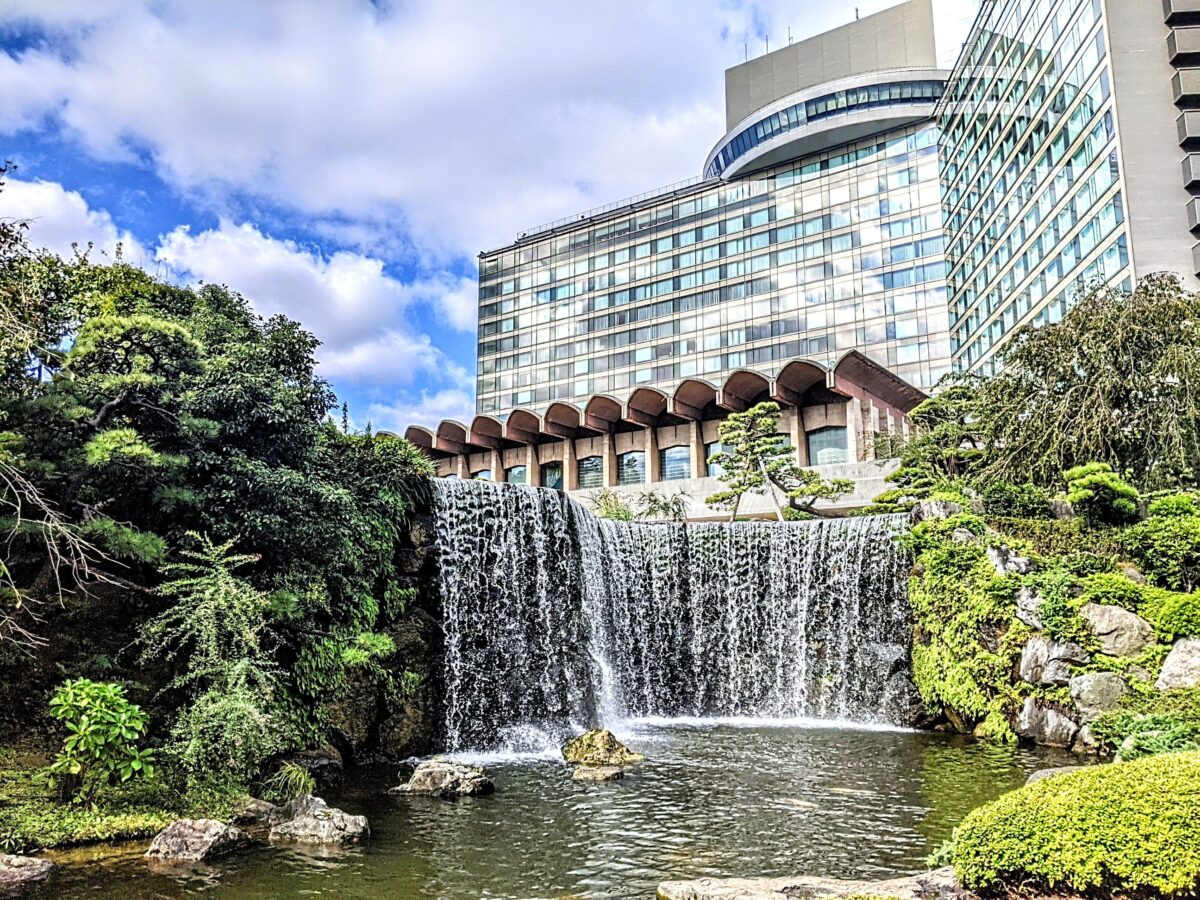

807,427,849,465
506,465,527,485
660,446,691,481
617,451,645,485
578,456,603,489
705,442,727,477
541,462,564,491
473,470,492,481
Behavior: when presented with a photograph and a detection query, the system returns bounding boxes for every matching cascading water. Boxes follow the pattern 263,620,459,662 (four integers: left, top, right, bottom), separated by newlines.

432,479,915,752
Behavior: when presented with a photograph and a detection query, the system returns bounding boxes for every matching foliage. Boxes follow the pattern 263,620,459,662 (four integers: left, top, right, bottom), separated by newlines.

1121,495,1200,592
1090,712,1200,760
706,402,851,519
951,752,1200,895
978,482,1050,519
902,514,1024,738
588,488,634,521
974,275,1200,490
866,381,985,512
1062,463,1140,528
636,489,690,522
38,679,155,804
1024,567,1089,645
262,761,316,803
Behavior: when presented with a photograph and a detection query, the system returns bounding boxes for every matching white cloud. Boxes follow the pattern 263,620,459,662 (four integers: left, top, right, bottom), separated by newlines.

368,390,477,434
0,177,148,263
155,219,472,383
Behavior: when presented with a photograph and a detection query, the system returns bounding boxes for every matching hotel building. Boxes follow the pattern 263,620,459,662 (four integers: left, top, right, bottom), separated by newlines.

405,0,1200,516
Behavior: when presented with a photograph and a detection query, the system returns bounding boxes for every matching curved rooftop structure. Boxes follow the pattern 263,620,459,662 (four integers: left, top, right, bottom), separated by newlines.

704,69,948,180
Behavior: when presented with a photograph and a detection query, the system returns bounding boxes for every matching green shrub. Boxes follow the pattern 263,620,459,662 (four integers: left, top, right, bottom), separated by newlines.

1060,551,1118,577
39,679,156,804
979,482,1051,519
1122,509,1200,592
1063,463,1140,528
1140,587,1200,640
1148,493,1199,518
1080,572,1143,611
262,761,315,803
952,752,1200,895
1090,712,1200,760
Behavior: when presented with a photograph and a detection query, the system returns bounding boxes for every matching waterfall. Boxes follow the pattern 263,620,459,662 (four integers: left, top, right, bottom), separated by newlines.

432,479,915,752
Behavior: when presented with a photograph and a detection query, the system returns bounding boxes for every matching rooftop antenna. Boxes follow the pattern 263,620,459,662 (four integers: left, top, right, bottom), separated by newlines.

744,40,748,62
788,26,793,45
765,36,769,53
856,7,860,19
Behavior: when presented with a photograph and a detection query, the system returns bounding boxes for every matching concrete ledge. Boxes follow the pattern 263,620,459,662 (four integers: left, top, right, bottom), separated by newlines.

657,866,961,900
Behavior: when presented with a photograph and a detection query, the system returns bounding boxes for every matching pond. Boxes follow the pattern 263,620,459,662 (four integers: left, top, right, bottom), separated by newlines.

41,719,1078,899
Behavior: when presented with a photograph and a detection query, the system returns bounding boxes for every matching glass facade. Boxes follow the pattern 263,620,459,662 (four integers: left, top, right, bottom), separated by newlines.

578,456,603,489
939,0,1132,375
660,446,691,481
807,426,848,465
541,462,564,491
617,451,645,485
478,124,952,418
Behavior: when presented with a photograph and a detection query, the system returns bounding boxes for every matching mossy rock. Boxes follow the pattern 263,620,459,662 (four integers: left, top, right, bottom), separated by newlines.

562,730,644,766
952,751,1200,896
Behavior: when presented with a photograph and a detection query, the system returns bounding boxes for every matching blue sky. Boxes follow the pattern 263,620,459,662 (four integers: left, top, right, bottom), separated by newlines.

0,0,976,432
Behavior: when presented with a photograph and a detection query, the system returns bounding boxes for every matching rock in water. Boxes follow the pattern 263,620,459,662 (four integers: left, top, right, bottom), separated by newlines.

1079,603,1154,657
909,499,962,524
1016,697,1079,748
573,765,624,782
268,795,369,845
0,854,53,894
1070,672,1128,722
1026,765,1088,785
1157,638,1200,690
144,819,249,862
231,796,279,827
392,760,495,798
563,729,645,766
657,866,960,900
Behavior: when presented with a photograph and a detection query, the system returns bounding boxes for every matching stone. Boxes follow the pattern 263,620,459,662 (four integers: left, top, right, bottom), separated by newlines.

1016,697,1079,748
1079,603,1155,657
231,797,279,827
144,819,250,862
1075,724,1100,754
392,759,495,798
1157,638,1200,690
1050,498,1075,520
1026,765,1088,786
987,545,1034,576
268,795,369,845
0,854,53,895
573,765,624,782
1070,672,1128,722
909,499,962,524
657,866,960,900
949,527,976,545
1119,564,1147,585
1015,586,1045,629
1019,635,1089,686
562,729,645,766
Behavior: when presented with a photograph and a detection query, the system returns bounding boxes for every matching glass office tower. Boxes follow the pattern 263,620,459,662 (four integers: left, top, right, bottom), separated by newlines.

477,124,950,417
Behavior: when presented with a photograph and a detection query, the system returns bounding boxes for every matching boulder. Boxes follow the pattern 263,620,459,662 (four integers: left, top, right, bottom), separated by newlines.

1018,635,1089,686
268,795,369,845
1119,563,1147,585
0,854,53,895
573,765,624,782
1070,672,1128,722
1015,587,1045,629
657,866,959,900
987,545,1034,576
231,797,279,827
1157,638,1200,690
1079,603,1154,657
562,729,645,766
909,499,963,524
1016,697,1079,748
949,527,977,545
144,819,250,862
1026,765,1088,786
1050,498,1075,520
1074,724,1101,754
391,759,494,798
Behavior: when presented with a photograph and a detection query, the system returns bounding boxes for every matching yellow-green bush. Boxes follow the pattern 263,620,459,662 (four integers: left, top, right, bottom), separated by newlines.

952,752,1200,895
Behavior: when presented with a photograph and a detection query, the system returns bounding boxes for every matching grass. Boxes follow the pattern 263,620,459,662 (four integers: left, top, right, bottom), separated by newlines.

0,741,238,854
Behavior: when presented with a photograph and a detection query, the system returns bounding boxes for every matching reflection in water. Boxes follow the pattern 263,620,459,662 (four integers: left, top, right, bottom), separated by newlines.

41,721,1069,899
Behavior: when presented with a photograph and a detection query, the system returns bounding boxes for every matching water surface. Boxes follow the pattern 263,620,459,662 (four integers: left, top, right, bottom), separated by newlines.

43,720,1076,899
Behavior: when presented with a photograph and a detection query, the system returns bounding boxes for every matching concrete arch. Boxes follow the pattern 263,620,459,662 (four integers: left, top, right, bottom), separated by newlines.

469,414,505,449
506,409,542,444
435,420,470,454
832,349,927,412
772,359,829,405
672,379,719,419
718,369,771,411
626,386,670,425
544,401,584,438
403,425,435,452
584,394,623,432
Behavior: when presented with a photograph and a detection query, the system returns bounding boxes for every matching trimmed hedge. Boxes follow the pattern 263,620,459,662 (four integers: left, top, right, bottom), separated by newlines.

952,752,1200,896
